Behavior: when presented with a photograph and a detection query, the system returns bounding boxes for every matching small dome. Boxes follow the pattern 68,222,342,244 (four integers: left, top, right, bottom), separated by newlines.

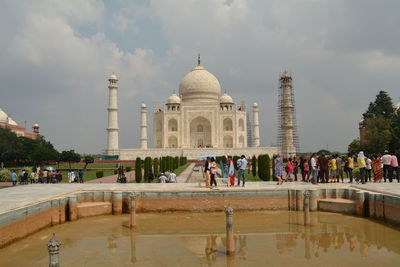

109,73,118,81
167,93,181,104
220,93,233,103
179,64,221,103
253,102,258,107
141,103,146,108
33,123,39,128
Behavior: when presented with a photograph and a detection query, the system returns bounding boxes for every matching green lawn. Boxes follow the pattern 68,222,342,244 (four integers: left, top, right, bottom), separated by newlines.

174,163,191,176
59,170,116,183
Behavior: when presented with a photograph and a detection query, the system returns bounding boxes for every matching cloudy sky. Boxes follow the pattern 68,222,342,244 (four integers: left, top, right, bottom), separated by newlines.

1,0,399,154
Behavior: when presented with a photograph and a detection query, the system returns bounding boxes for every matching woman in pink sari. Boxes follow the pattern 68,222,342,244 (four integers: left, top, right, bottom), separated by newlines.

228,156,236,186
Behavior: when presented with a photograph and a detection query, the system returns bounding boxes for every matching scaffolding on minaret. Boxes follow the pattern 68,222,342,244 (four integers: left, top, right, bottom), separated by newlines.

277,71,299,157
246,105,253,147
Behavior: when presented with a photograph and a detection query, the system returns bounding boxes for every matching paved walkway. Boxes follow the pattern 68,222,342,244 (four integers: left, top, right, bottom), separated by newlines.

176,163,195,183
1,181,400,215
87,171,135,183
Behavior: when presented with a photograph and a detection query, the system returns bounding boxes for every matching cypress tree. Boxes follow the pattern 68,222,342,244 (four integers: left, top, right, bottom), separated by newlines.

258,155,268,181
265,154,271,181
174,156,179,170
144,157,152,182
153,157,159,177
252,155,257,177
135,157,142,183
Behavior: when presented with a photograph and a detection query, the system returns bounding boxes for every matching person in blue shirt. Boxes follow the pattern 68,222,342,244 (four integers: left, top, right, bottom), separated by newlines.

11,171,17,186
237,155,248,187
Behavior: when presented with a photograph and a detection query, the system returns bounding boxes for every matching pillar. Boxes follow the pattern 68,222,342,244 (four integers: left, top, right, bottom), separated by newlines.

67,196,77,221
107,74,119,152
140,103,148,149
252,103,260,147
304,190,311,225
225,205,235,255
112,191,123,215
130,193,137,228
48,233,61,267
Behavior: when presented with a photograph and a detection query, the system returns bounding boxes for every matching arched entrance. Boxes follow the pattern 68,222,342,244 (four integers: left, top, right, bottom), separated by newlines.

190,116,211,147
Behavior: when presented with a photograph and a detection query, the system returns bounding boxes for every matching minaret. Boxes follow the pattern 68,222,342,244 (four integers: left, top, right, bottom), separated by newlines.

252,102,260,147
278,71,298,157
140,103,148,149
106,73,119,152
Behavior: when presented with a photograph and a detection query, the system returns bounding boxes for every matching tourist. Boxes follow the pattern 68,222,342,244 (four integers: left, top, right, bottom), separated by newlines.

56,171,62,183
347,154,354,183
357,151,366,184
299,156,306,181
329,156,337,182
169,172,177,183
67,170,74,183
310,153,318,184
336,155,344,183
237,155,248,187
381,150,392,182
391,153,399,182
365,156,372,182
293,157,299,181
51,171,57,183
220,156,228,178
30,170,35,184
43,168,49,183
34,170,39,183
228,156,235,186
303,156,310,182
372,155,382,182
318,153,329,183
204,157,211,188
274,154,284,185
148,171,154,183
38,169,44,183
78,169,84,183
158,173,168,183
210,157,217,187
11,170,17,186
286,158,294,181
23,169,29,184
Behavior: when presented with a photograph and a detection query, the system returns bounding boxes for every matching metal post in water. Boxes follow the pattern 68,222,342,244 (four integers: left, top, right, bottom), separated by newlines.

225,205,235,255
130,193,137,229
48,233,61,267
304,190,311,226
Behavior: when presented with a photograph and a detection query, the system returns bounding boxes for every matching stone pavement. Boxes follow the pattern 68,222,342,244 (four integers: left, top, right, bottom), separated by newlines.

1,181,400,215
86,171,135,183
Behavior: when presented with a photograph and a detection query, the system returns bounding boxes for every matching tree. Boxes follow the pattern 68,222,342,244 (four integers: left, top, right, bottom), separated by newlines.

363,116,392,154
265,154,271,181
258,155,268,180
363,91,395,120
251,155,257,177
135,157,142,183
0,127,23,165
143,157,152,182
83,155,95,170
61,150,81,169
348,139,362,155
174,156,179,170
153,158,159,177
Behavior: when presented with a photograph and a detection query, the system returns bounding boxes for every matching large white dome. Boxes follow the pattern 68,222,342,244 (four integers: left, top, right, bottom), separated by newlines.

179,65,221,103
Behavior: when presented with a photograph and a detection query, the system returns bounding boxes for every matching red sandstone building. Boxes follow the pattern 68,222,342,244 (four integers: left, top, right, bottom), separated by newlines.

0,108,39,139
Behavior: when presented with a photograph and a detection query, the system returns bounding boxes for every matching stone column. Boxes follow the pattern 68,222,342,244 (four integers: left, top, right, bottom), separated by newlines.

225,205,235,255
304,190,311,225
48,233,61,267
252,103,260,147
140,103,148,149
107,74,119,152
67,196,77,221
130,193,137,228
112,191,122,215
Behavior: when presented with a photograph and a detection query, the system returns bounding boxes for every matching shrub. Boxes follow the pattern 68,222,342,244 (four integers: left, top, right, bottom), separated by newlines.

258,155,268,181
144,157,152,182
114,170,117,175
179,156,185,166
126,166,132,172
265,154,271,181
135,157,142,183
96,170,104,178
153,158,159,177
0,169,12,182
174,156,179,170
251,155,257,177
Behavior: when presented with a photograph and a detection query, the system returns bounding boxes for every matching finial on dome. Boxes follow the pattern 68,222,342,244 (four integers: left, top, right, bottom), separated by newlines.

197,53,201,66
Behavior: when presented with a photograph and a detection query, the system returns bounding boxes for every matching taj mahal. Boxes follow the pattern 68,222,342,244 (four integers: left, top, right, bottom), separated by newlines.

104,56,297,159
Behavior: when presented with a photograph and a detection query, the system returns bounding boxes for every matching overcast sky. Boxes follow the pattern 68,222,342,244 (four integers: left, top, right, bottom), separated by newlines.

1,0,399,154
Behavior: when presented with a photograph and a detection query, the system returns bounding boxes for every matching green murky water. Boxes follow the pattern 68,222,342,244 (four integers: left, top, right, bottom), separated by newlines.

1,211,399,266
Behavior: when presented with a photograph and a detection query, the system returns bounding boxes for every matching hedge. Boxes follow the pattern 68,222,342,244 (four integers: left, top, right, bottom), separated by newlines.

135,157,142,183
96,170,104,178
251,155,257,177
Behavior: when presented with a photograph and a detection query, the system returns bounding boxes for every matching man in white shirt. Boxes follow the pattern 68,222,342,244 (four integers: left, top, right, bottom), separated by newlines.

237,155,248,187
311,153,318,184
381,151,392,182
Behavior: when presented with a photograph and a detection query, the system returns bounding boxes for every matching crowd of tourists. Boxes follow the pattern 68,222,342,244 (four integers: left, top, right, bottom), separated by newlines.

274,150,399,185
10,167,85,186
203,155,248,188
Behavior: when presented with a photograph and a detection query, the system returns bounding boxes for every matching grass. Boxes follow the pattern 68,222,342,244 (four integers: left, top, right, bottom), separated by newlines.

58,170,116,183
174,163,191,176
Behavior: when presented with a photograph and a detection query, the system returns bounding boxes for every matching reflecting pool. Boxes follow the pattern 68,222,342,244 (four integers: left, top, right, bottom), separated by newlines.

1,211,400,266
